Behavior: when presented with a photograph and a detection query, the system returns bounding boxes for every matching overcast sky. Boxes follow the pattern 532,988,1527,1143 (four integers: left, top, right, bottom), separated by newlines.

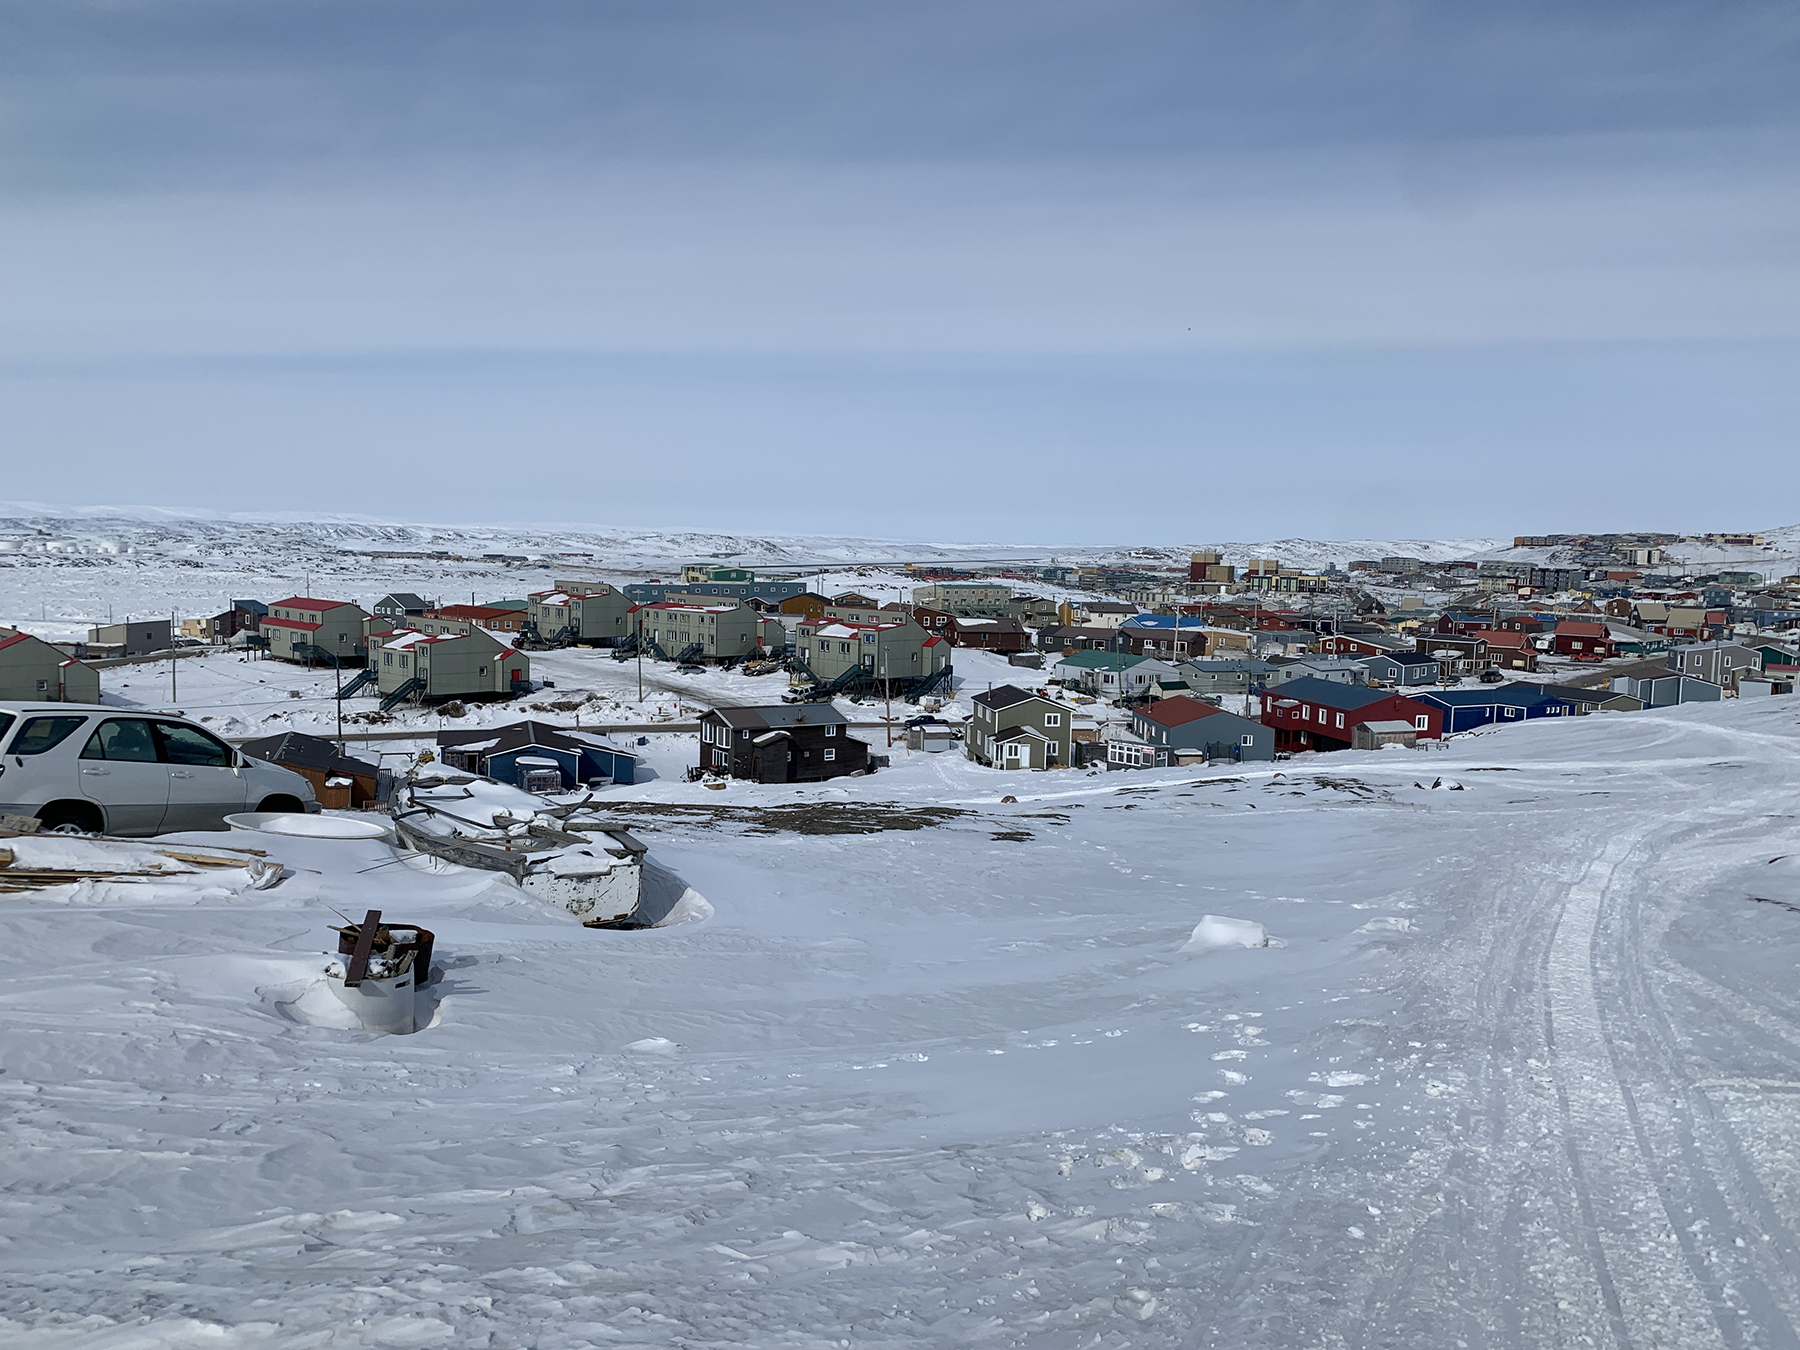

1,1,1795,543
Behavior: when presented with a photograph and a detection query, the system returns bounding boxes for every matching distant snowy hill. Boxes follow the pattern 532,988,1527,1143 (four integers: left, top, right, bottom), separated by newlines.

0,503,1793,635
0,500,1541,572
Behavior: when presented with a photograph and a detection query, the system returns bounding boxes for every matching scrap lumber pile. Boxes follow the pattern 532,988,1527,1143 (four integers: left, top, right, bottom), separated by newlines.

0,819,279,895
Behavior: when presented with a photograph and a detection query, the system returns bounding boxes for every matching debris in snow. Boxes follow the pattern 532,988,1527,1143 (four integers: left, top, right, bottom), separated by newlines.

1355,917,1415,935
1181,914,1279,954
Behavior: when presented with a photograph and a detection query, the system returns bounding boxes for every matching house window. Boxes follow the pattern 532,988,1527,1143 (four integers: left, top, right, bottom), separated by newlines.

1044,712,1061,727
1415,715,1428,730
825,724,836,737
741,729,750,739
1241,734,1254,746
823,748,836,762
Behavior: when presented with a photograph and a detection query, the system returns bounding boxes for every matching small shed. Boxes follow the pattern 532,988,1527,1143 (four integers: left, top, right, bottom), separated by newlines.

239,731,382,807
1352,720,1419,750
906,719,956,752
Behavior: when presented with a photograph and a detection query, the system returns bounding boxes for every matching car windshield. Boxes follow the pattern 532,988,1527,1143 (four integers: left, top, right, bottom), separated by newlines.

9,716,88,756
155,722,234,768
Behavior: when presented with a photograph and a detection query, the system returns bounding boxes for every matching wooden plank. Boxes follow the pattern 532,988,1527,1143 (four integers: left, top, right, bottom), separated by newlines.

393,817,530,881
153,850,254,868
343,909,382,987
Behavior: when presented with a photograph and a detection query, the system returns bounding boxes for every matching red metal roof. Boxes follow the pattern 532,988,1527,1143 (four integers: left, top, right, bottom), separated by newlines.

270,597,352,611
1554,621,1609,638
1138,696,1221,727
0,631,34,652
260,615,323,631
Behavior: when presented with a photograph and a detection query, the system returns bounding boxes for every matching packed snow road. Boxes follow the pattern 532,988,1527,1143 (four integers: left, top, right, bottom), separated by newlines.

1,699,1797,1348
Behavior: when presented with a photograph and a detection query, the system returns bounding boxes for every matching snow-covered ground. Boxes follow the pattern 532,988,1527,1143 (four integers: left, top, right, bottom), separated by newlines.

77,644,1080,756
4,689,1800,1347
4,513,1800,1347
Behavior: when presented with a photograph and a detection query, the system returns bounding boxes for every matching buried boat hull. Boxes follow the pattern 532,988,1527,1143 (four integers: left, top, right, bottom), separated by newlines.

391,814,644,925
521,863,641,923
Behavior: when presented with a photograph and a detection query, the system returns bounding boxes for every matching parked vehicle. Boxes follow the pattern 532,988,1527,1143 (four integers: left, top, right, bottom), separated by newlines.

0,703,318,836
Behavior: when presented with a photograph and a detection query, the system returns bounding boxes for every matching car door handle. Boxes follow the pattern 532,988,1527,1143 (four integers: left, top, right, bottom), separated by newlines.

81,766,109,776
169,770,195,779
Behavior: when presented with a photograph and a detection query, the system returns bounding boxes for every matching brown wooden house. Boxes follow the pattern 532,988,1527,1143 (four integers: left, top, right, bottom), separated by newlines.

697,704,869,783
239,731,381,808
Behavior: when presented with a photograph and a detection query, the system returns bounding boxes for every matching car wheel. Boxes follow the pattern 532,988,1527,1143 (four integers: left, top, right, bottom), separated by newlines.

256,794,305,814
36,801,104,835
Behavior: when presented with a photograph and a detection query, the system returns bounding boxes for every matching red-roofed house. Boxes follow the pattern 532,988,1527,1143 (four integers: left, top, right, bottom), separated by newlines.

262,598,371,665
1128,695,1274,763
375,627,529,704
1468,628,1539,672
793,614,951,695
0,629,100,702
416,605,527,637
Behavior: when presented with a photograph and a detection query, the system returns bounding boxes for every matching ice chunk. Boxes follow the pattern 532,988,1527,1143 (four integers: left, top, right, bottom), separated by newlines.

1181,914,1271,954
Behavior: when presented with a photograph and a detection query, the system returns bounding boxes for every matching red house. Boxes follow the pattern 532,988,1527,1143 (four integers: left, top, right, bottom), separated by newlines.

1551,621,1614,661
1314,634,1400,658
1468,628,1539,672
1494,615,1549,634
1260,677,1443,753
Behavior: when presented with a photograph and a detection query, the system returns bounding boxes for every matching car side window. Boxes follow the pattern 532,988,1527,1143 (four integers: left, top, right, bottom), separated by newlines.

10,716,88,756
155,722,234,767
81,719,161,762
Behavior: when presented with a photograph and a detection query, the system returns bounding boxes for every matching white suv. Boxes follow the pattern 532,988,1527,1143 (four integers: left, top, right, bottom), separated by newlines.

0,704,319,836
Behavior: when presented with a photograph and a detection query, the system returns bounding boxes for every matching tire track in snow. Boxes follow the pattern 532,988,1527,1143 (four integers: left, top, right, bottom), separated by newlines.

1600,812,1800,1346
1544,827,1728,1350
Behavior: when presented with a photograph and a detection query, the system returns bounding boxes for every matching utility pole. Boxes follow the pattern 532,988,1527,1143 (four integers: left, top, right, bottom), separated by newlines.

335,655,344,756
170,610,177,706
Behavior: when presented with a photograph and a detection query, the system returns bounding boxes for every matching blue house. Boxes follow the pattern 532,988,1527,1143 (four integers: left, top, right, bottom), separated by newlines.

1408,686,1578,734
437,719,639,789
1358,650,1440,686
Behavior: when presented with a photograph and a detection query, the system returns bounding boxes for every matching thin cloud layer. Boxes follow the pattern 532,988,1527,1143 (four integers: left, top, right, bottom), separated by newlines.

0,1,1793,538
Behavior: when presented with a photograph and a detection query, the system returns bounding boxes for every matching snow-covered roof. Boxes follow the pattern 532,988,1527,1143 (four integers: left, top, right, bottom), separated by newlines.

382,630,459,650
